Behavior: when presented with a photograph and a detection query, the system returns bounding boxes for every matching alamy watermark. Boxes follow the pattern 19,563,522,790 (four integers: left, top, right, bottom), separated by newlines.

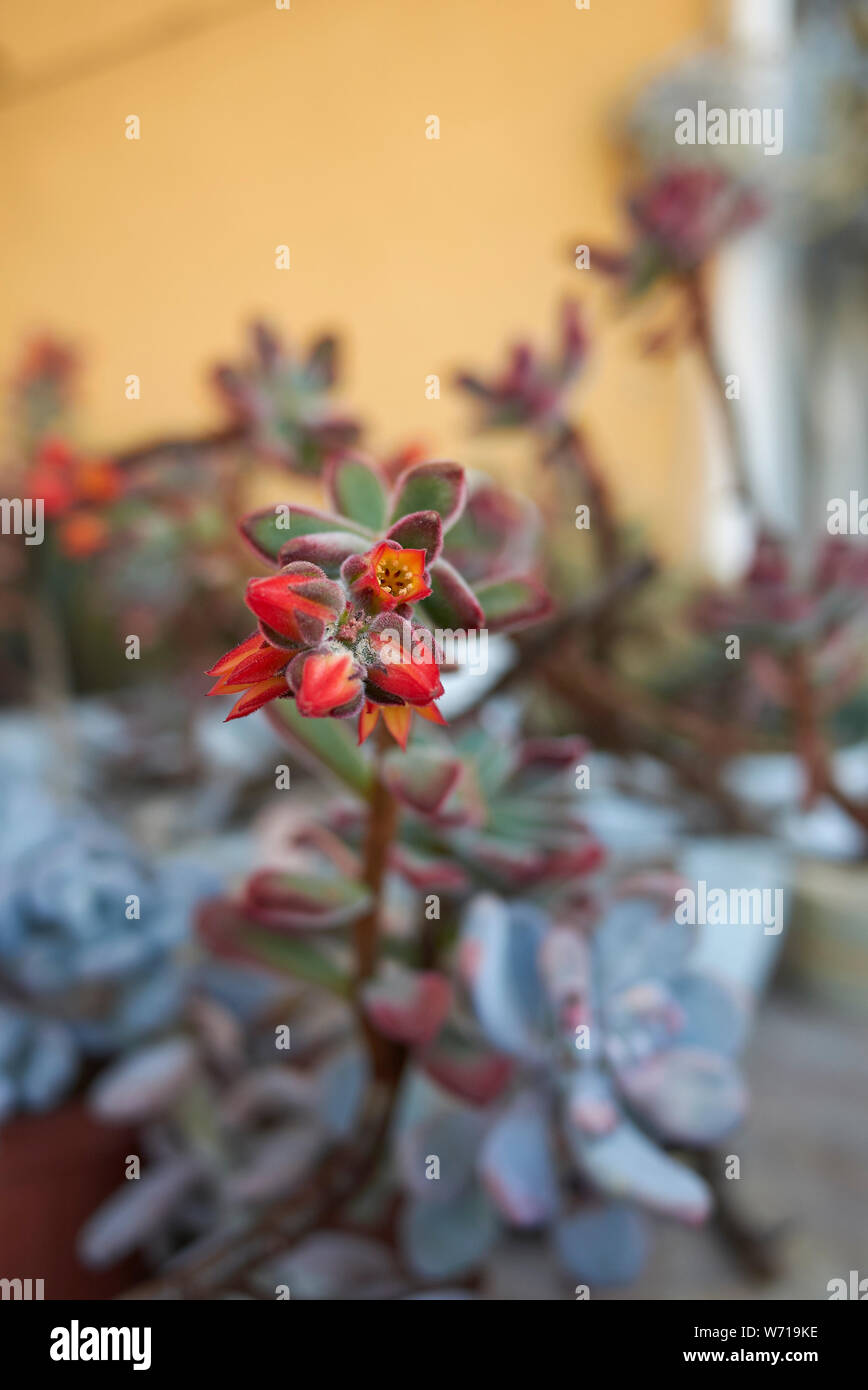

0,1276,44,1299
50,1321,152,1370
378,625,489,676
0,498,44,545
675,101,783,157
674,880,784,935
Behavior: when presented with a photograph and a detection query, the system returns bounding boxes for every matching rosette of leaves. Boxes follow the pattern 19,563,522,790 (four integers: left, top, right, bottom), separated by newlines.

454,302,588,432
404,885,748,1287
286,724,604,903
694,531,868,649
212,322,361,474
586,165,764,296
0,816,204,1065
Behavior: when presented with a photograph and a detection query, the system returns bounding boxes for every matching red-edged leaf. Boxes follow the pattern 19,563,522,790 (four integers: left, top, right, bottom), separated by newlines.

386,509,443,562
363,969,452,1047
389,461,466,532
474,574,553,632
420,558,485,630
383,748,463,816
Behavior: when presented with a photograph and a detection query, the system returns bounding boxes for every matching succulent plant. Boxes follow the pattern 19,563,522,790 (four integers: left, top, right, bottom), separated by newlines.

0,812,209,1120
441,886,747,1285
212,322,361,474
587,165,764,294
694,531,868,648
77,964,373,1276
455,302,587,432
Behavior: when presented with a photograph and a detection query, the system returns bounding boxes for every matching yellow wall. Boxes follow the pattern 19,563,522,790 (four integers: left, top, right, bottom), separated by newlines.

0,0,710,552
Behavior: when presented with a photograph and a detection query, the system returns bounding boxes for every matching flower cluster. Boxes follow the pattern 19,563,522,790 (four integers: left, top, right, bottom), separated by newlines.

208,456,551,749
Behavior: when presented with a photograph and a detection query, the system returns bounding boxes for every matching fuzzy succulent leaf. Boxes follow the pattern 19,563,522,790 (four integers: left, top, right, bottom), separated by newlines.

615,1047,747,1146
474,575,553,633
243,870,372,931
78,1156,204,1268
459,896,550,1061
241,504,371,565
199,900,351,997
382,748,463,816
88,1038,198,1123
224,1123,324,1202
397,1104,486,1202
419,1026,514,1106
420,558,485,630
478,1091,559,1227
389,461,466,532
278,529,370,577
386,509,443,561
363,968,452,1047
326,456,389,531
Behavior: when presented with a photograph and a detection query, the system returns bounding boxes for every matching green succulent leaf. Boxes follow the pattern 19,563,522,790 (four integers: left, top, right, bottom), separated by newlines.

474,575,552,632
327,457,389,531
241,505,372,564
239,930,351,996
389,461,466,532
245,870,372,930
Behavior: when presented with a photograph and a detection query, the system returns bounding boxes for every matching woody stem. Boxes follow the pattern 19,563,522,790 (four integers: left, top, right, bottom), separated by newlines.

353,727,405,1080
685,268,758,517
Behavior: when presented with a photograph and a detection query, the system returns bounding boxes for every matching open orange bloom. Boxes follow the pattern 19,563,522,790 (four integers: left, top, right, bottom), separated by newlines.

352,541,431,610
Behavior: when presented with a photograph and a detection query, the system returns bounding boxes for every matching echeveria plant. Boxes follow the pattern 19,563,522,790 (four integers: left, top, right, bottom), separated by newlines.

212,322,361,474
0,814,206,1119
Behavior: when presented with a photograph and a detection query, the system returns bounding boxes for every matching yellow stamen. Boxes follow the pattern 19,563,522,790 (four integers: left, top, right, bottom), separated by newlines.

376,556,416,598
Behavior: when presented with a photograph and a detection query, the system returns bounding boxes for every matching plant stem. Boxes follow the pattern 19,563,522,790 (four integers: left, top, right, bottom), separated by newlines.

790,647,868,835
355,734,399,984
353,729,405,1081
684,268,758,517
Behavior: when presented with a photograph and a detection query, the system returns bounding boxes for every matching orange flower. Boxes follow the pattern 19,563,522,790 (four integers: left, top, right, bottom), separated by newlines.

58,512,108,558
352,540,431,610
76,458,121,505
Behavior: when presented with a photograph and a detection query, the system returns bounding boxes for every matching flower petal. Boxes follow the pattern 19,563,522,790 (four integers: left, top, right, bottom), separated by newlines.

224,676,288,721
